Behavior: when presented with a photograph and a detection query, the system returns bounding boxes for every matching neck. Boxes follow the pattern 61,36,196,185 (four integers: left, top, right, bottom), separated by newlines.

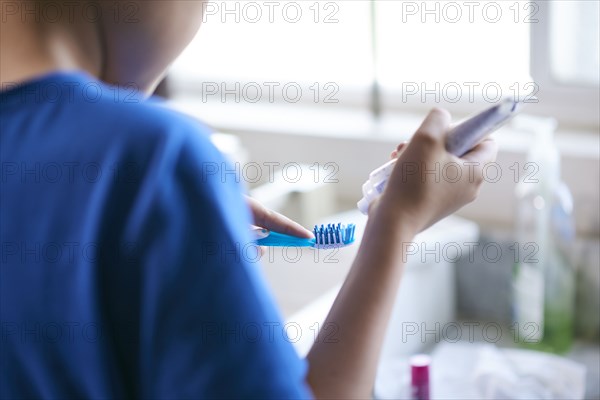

0,5,102,87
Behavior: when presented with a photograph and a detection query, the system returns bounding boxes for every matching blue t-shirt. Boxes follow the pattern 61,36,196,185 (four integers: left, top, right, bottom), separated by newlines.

0,72,311,399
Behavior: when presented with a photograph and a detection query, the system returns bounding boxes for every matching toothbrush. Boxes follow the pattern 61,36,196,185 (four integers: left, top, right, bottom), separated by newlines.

253,223,356,249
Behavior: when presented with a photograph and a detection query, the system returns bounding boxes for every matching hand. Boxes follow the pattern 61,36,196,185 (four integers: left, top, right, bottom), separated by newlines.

372,108,498,234
245,196,314,238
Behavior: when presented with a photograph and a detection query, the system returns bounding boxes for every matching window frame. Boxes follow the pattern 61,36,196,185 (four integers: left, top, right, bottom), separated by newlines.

528,0,599,129
169,0,599,130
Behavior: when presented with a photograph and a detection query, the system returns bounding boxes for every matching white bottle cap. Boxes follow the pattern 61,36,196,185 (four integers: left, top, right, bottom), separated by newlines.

362,181,372,197
357,197,370,215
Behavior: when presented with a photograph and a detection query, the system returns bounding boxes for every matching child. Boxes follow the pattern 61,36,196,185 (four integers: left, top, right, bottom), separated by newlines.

0,2,496,398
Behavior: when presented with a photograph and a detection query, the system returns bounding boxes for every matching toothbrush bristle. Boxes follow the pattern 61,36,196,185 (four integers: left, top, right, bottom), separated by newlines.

313,223,356,248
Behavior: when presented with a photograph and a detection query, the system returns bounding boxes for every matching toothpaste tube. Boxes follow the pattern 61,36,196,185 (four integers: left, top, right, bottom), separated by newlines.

357,98,525,215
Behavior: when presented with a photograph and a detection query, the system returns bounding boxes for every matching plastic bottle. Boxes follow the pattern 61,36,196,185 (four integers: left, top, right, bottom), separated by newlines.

512,116,576,353
410,354,431,400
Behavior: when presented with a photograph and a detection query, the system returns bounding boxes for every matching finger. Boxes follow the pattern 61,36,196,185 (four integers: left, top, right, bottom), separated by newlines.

391,142,408,159
461,138,498,165
413,108,451,144
251,201,313,238
396,141,408,152
261,210,313,238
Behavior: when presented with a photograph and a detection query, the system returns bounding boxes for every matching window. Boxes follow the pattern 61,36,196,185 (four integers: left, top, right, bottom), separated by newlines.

170,1,599,129
170,1,373,107
374,1,532,113
549,1,599,86
530,0,600,128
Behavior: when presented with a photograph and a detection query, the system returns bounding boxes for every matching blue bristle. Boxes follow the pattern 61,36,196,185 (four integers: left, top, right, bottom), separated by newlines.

343,224,355,244
312,222,356,248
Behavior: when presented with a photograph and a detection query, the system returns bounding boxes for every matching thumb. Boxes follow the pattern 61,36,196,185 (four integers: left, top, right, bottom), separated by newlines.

246,197,313,238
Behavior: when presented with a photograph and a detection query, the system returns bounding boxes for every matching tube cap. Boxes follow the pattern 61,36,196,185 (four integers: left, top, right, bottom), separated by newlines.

357,197,370,215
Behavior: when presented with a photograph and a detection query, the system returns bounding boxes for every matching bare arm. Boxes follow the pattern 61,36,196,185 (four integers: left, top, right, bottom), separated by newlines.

306,109,498,398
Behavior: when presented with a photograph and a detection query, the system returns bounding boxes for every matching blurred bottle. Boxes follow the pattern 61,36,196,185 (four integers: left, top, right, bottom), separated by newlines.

512,116,576,354
410,355,431,400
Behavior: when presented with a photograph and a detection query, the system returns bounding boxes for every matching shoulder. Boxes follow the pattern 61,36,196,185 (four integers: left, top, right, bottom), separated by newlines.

89,86,214,153
94,96,252,244
74,80,227,183
60,76,247,238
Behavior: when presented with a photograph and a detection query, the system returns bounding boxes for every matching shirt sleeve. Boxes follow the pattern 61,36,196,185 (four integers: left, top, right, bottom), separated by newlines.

118,123,312,399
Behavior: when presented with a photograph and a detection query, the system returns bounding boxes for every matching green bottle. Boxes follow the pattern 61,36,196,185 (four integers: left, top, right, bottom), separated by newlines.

512,116,576,354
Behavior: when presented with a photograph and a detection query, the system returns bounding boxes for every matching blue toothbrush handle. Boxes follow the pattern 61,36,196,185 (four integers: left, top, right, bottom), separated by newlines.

255,231,316,247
